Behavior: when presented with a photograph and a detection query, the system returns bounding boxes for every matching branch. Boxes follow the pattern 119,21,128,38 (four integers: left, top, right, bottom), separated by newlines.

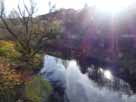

0,15,26,49
0,17,18,39
30,33,48,57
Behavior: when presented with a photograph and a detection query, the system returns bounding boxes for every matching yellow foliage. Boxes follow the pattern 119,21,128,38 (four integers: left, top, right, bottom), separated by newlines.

0,58,23,91
0,40,20,59
0,40,15,47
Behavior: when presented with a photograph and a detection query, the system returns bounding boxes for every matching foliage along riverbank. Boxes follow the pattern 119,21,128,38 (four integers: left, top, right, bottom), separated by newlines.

0,40,53,102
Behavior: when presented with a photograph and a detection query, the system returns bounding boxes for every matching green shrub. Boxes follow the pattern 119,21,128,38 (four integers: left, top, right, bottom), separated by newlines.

25,75,52,102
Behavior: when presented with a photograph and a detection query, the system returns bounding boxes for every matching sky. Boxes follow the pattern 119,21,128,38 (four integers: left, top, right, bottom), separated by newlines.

4,0,89,15
4,0,136,16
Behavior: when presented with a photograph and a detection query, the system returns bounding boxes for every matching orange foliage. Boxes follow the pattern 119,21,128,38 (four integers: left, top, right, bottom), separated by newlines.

0,58,23,90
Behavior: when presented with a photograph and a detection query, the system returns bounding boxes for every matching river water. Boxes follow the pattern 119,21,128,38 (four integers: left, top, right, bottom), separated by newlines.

40,55,136,102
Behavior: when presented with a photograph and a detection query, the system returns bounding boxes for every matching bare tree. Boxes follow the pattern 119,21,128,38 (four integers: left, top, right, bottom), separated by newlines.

0,0,61,68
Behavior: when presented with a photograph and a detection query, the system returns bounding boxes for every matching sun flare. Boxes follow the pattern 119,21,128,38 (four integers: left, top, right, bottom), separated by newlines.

104,70,113,80
92,0,135,14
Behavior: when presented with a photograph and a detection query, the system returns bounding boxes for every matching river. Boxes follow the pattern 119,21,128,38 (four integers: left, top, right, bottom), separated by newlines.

40,55,136,102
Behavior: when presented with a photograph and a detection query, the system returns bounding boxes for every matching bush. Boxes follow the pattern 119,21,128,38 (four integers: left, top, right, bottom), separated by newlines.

0,40,43,72
0,57,23,102
25,75,52,102
0,40,20,60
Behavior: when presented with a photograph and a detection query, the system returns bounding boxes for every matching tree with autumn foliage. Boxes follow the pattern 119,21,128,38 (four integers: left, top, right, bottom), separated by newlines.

0,0,62,70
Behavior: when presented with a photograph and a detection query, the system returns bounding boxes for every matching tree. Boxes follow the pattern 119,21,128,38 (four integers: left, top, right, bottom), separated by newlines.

0,0,61,69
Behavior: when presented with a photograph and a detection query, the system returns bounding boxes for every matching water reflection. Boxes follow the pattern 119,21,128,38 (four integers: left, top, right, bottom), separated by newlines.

41,55,136,102
104,70,113,80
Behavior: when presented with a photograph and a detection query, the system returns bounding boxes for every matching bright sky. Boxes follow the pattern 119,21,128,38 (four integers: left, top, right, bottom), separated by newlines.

5,0,88,15
4,0,136,15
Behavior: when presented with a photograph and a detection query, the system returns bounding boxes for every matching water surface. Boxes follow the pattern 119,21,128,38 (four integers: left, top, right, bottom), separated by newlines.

41,55,136,102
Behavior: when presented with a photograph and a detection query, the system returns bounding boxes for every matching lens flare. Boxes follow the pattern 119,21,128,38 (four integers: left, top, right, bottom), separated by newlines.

92,0,135,15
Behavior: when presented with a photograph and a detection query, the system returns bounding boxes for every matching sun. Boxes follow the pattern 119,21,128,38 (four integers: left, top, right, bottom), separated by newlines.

92,0,135,15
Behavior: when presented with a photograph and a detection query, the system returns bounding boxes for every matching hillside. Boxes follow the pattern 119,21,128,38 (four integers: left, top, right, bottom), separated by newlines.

38,7,136,92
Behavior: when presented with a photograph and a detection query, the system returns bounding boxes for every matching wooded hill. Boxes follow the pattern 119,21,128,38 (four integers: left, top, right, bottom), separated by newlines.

1,6,136,92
